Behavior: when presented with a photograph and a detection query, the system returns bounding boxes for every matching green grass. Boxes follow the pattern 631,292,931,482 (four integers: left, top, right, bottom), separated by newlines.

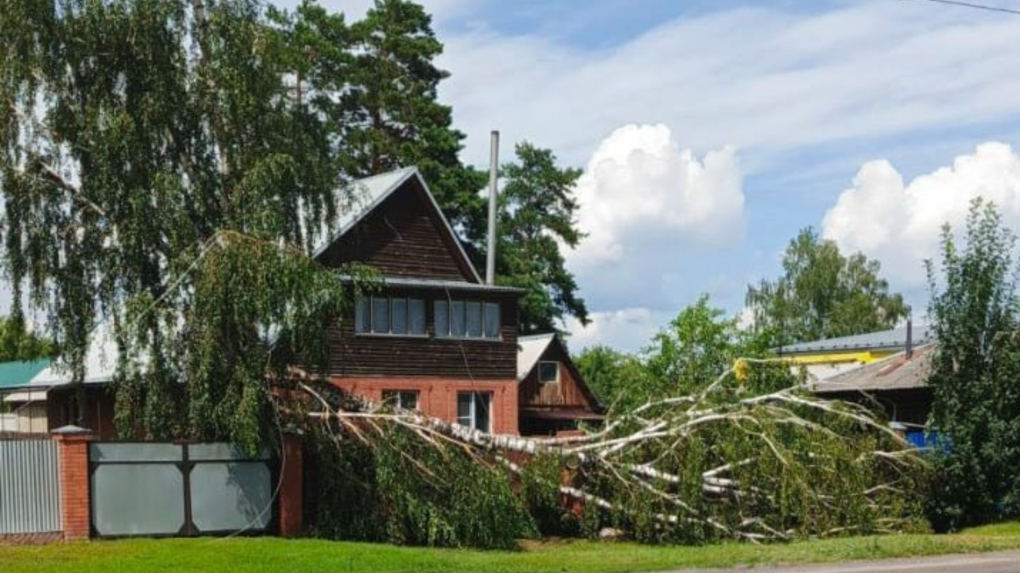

2,526,1020,573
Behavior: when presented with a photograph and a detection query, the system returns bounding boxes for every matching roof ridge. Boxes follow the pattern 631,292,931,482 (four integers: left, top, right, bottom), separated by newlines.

349,166,417,185
518,332,557,341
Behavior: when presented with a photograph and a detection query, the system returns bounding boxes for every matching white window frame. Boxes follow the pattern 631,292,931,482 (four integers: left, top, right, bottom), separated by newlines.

457,391,492,432
537,361,560,384
382,390,420,411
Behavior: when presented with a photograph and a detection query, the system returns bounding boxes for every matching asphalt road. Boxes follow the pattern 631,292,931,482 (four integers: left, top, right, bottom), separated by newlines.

671,550,1020,573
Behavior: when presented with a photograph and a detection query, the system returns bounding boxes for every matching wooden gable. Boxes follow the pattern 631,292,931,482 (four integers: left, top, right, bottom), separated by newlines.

519,337,601,411
317,175,479,282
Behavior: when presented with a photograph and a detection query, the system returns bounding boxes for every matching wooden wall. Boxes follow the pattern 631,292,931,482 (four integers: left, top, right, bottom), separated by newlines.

328,290,519,380
518,340,597,409
318,178,475,282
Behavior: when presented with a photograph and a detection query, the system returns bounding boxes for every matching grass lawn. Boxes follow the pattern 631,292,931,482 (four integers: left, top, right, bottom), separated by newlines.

3,525,1020,573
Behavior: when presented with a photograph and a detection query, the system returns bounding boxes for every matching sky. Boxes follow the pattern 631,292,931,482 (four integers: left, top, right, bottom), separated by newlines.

251,1,1020,351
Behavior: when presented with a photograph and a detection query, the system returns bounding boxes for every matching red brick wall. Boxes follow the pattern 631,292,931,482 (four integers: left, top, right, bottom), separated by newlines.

53,431,91,541
278,434,303,537
331,377,519,435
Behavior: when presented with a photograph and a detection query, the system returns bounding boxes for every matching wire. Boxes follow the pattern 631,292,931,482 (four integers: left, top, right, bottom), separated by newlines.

901,0,1020,15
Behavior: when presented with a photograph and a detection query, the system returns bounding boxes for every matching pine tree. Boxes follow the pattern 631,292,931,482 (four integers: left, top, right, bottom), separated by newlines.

497,143,588,333
341,0,486,238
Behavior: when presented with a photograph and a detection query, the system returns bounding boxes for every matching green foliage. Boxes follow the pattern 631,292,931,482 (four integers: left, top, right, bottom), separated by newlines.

574,344,655,408
746,228,908,346
577,296,792,411
0,314,53,361
308,420,536,549
497,143,588,332
925,199,1020,531
574,374,929,544
0,0,354,448
519,453,581,537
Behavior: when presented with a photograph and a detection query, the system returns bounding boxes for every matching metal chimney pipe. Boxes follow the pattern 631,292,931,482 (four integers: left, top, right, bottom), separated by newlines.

905,318,914,360
486,130,499,285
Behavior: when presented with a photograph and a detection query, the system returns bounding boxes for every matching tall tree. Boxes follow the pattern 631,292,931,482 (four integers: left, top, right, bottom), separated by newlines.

746,228,908,346
496,143,587,333
0,0,361,452
341,0,486,237
925,199,1020,531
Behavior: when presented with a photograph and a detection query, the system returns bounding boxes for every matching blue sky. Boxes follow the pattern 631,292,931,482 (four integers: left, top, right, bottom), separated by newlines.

282,0,1020,351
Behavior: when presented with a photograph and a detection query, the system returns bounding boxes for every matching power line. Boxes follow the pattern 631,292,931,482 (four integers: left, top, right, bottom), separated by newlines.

903,0,1020,16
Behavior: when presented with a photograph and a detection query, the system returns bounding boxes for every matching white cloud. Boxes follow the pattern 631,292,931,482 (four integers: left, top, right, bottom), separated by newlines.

565,307,662,353
440,2,1020,167
569,124,744,270
822,142,1020,286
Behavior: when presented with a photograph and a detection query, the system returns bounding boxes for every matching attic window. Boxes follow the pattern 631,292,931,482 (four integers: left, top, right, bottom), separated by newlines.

435,299,500,340
355,296,426,336
538,361,559,384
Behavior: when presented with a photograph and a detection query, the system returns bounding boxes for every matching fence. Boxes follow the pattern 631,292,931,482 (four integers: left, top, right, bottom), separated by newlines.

90,442,274,537
0,439,61,536
0,429,303,543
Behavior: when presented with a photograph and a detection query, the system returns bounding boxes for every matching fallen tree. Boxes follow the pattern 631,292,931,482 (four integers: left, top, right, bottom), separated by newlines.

291,359,929,547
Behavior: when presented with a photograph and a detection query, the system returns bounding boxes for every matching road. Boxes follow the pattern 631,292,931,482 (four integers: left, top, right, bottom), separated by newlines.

670,550,1020,573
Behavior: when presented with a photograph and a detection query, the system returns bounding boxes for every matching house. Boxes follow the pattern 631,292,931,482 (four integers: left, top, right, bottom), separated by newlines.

517,333,604,436
778,323,931,382
794,323,935,446
811,344,933,443
0,359,51,434
0,167,603,437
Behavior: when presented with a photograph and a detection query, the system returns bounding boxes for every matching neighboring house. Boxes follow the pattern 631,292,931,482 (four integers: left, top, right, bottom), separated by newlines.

0,167,603,437
778,323,931,382
517,333,603,436
811,344,934,445
0,358,52,434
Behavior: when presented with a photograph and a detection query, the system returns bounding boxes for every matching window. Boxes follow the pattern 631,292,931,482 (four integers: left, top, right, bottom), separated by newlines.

435,299,501,340
457,392,492,432
354,296,426,336
382,390,419,411
538,361,560,384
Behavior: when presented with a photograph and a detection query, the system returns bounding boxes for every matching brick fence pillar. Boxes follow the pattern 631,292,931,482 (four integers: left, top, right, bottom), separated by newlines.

278,432,303,537
51,425,92,542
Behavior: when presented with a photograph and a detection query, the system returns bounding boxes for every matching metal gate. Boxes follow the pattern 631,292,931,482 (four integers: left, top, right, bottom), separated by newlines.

89,442,274,537
0,439,61,535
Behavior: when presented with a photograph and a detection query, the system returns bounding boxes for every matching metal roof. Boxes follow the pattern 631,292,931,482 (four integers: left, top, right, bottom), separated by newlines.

27,321,127,388
0,359,52,391
811,344,933,394
780,324,932,355
311,167,483,284
517,333,556,381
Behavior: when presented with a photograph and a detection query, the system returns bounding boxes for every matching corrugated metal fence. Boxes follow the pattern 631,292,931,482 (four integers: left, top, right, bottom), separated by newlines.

0,439,61,534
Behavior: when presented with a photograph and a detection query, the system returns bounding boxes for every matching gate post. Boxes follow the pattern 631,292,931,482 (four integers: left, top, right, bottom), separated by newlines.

52,425,92,541
278,432,303,537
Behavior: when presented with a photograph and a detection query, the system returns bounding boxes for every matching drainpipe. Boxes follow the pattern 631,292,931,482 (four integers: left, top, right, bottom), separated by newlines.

486,130,499,285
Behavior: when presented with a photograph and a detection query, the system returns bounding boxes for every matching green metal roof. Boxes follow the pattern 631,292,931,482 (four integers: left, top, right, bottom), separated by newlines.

0,358,52,390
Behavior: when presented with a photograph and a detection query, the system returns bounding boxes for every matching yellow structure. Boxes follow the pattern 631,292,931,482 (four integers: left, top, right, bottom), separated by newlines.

778,324,929,381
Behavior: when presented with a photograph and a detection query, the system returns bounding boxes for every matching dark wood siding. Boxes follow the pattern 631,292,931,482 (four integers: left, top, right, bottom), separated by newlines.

318,179,475,282
519,341,598,409
328,289,518,379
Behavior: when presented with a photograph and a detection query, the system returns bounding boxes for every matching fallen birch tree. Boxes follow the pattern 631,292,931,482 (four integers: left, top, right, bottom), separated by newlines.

290,359,929,547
